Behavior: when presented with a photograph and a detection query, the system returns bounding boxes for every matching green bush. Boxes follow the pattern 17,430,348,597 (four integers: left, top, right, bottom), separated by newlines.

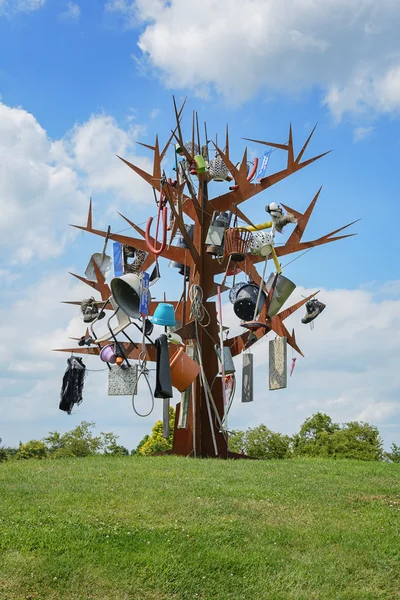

229,426,292,459
138,407,175,456
18,440,48,460
44,421,121,458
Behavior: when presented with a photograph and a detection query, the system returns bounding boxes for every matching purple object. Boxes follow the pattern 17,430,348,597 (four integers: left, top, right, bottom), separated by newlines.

100,344,117,364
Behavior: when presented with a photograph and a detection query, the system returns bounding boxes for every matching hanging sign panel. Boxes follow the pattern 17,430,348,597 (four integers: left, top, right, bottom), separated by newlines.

269,337,288,390
139,272,150,317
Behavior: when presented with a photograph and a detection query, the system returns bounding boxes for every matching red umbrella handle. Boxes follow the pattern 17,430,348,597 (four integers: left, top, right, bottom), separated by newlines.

145,195,168,256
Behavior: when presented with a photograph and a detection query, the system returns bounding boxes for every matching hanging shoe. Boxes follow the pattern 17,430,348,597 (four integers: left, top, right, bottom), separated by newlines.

301,299,326,324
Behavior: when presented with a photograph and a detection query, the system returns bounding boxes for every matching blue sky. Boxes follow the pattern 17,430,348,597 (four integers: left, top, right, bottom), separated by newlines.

1,0,400,452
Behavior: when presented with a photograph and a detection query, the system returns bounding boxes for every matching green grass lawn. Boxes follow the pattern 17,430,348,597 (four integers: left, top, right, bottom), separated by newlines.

0,456,399,600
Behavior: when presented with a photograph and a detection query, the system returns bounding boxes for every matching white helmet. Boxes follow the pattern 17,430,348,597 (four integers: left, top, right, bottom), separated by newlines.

266,202,282,215
249,231,274,257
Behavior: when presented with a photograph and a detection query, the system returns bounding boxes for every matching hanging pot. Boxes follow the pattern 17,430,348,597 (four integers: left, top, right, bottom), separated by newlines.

100,344,117,364
110,273,149,319
249,231,274,257
208,156,229,182
170,347,200,392
150,303,176,327
266,273,296,317
224,228,252,262
233,283,266,321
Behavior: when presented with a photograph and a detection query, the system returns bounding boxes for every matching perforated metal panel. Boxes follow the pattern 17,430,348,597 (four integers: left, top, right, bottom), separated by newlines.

269,337,287,390
108,364,138,396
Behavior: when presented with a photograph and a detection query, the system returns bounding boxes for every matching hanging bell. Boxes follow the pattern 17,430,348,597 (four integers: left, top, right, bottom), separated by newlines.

233,283,266,321
110,273,149,320
301,299,326,324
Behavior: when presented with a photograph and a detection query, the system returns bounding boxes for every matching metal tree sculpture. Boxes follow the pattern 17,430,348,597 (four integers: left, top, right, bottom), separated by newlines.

55,98,357,458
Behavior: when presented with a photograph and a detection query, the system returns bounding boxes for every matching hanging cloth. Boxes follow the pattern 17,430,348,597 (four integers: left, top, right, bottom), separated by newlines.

59,357,86,414
154,334,173,399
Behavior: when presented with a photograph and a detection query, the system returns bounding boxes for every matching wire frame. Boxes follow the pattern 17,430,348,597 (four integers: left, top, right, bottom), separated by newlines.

224,228,252,262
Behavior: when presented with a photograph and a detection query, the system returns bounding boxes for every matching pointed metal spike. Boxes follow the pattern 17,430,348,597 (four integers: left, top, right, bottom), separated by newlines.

87,198,92,230
297,150,332,170
136,141,156,151
286,186,323,245
295,123,318,165
288,124,294,169
242,137,289,151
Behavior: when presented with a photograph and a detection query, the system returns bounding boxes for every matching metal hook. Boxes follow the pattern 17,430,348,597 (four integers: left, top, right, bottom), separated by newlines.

145,192,168,256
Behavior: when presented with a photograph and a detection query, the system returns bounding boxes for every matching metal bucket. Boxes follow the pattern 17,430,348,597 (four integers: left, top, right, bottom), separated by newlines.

233,283,266,321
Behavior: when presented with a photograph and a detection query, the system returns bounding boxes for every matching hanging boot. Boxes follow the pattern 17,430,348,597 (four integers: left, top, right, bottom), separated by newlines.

81,297,99,323
301,299,326,324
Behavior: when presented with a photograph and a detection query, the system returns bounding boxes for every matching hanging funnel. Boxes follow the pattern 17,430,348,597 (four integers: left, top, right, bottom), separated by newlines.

266,273,296,317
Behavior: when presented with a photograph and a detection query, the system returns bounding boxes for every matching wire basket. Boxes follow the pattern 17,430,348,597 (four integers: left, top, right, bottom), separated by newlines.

224,229,252,262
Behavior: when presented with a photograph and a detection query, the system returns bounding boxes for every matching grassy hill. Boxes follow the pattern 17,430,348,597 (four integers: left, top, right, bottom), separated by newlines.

0,456,399,600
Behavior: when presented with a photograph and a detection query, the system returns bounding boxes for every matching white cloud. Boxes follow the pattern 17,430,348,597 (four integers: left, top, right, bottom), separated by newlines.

0,0,45,14
109,0,400,120
353,126,374,143
0,102,153,265
59,1,80,20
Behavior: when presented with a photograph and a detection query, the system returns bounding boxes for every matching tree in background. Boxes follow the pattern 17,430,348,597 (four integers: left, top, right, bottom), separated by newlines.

137,407,175,456
293,413,383,461
386,443,400,463
229,426,291,459
292,412,340,457
229,413,384,461
0,439,7,463
43,421,123,458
